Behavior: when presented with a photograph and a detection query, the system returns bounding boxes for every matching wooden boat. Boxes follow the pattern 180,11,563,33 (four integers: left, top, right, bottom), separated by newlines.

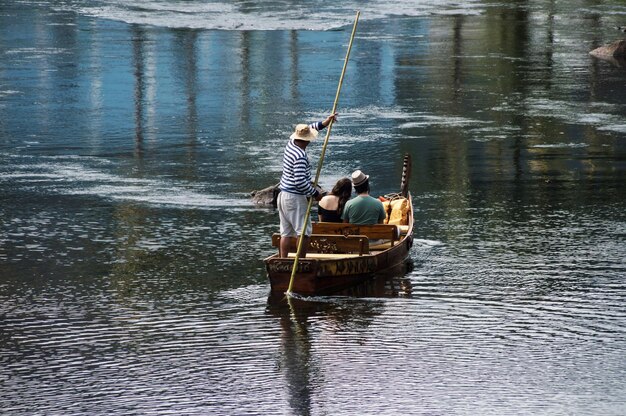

264,154,414,295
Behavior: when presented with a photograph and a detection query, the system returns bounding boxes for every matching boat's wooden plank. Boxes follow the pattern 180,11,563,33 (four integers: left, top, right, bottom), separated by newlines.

369,242,393,250
287,252,363,259
312,223,399,246
271,233,370,255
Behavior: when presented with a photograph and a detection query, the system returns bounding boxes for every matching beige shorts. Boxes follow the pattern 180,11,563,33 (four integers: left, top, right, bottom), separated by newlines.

277,191,312,237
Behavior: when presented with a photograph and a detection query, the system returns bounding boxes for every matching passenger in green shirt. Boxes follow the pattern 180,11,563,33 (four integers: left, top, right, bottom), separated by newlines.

341,170,386,225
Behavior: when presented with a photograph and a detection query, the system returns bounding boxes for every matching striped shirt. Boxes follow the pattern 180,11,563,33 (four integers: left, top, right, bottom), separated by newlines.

279,121,325,196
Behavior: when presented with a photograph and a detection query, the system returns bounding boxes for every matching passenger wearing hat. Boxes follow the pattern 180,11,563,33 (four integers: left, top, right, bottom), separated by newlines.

341,170,386,225
277,112,338,258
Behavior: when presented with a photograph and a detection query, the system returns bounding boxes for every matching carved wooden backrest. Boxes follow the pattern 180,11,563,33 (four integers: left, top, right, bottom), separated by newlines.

271,233,370,255
311,223,398,246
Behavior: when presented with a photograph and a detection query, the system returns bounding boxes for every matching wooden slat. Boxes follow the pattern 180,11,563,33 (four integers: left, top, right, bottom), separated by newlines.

287,252,363,259
271,233,370,255
312,223,399,246
369,242,393,250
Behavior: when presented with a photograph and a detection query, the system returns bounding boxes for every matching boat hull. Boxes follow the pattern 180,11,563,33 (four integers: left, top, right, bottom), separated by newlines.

264,225,413,295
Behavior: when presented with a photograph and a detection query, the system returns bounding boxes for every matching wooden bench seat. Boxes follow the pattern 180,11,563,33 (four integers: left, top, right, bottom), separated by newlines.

312,223,400,247
271,233,370,255
369,241,394,250
287,252,364,259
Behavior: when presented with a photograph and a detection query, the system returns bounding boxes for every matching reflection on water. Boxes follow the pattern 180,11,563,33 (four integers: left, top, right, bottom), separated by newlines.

1,0,625,415
267,295,387,416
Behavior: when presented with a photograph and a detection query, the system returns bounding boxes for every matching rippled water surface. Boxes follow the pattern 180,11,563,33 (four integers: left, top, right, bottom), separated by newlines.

1,0,625,415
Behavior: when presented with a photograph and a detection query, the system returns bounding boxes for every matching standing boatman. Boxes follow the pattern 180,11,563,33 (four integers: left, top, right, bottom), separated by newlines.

277,113,338,258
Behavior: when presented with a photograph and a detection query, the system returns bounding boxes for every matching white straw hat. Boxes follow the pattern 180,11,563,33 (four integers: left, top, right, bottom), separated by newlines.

290,124,318,142
351,170,369,186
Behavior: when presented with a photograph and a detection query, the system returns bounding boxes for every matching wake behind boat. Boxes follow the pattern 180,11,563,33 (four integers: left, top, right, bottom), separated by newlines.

264,154,414,295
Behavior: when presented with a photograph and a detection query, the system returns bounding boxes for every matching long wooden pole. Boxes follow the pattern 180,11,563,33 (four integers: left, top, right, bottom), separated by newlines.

286,11,360,296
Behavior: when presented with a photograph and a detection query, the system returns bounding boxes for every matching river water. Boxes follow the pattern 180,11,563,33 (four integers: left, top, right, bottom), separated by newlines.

1,0,625,415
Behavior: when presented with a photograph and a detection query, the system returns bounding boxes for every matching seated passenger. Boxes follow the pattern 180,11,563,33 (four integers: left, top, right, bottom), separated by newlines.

341,170,386,225
318,178,352,222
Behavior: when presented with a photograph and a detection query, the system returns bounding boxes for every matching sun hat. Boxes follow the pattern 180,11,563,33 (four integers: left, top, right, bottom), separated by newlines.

290,124,318,142
351,170,369,186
